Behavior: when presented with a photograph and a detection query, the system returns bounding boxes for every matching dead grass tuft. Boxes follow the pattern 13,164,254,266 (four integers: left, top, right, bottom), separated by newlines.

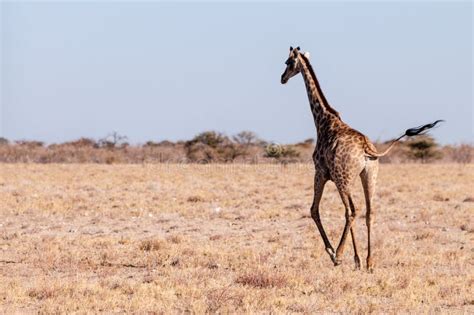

139,239,165,251
235,270,287,288
284,203,303,210
267,236,279,243
460,224,474,233
170,257,180,267
206,286,243,313
28,287,57,300
166,234,183,244
414,231,433,240
463,196,474,202
433,194,449,202
187,195,205,202
209,235,223,241
286,303,311,313
206,261,219,269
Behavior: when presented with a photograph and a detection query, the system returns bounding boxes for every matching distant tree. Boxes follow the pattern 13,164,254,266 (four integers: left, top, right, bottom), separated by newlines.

99,131,128,149
0,137,9,145
233,131,261,146
406,135,442,163
188,131,227,148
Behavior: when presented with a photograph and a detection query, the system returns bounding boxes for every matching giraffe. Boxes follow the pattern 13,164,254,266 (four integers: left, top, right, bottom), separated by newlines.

281,46,442,270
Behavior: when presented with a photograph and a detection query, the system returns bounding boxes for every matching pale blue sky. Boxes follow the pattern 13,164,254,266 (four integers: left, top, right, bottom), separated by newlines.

1,1,472,144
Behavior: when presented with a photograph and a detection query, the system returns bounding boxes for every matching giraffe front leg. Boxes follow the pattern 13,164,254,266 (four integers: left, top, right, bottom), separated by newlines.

312,207,337,264
310,173,337,264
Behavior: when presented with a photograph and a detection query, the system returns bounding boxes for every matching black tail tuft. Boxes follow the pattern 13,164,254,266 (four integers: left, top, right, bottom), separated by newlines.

404,120,444,137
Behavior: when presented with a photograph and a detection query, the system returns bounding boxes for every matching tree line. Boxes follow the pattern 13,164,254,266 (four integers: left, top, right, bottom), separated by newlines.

0,131,471,164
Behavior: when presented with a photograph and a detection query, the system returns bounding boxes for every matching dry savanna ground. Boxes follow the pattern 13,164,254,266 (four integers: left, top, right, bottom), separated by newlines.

0,163,473,313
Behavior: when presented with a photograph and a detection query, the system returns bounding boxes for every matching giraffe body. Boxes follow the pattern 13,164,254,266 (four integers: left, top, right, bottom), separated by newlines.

281,47,379,269
281,46,442,270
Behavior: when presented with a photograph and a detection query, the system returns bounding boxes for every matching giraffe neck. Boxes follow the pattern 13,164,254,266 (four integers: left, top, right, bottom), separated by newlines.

298,55,341,134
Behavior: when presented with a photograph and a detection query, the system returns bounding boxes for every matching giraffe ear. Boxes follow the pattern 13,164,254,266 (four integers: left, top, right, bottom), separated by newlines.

290,46,293,51
304,51,310,59
296,46,301,51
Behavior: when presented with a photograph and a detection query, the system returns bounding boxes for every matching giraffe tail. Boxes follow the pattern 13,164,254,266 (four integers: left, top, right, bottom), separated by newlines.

364,120,444,158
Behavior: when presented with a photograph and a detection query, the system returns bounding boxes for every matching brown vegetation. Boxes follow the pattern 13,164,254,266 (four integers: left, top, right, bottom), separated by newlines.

0,132,472,164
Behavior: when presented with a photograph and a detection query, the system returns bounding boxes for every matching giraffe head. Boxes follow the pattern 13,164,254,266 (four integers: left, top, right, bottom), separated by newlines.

281,46,310,84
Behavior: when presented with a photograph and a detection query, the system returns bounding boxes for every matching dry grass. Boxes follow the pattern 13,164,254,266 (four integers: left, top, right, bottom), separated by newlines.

236,270,288,289
0,163,473,313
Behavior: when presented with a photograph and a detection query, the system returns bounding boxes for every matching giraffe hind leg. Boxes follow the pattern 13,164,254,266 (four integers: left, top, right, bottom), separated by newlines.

351,227,361,269
334,190,358,266
361,160,378,271
349,196,361,269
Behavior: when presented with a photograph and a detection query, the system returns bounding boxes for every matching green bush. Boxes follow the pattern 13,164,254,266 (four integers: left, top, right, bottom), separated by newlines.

406,135,442,163
264,143,300,162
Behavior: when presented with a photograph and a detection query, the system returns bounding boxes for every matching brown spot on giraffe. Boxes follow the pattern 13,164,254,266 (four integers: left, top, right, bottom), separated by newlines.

281,46,443,270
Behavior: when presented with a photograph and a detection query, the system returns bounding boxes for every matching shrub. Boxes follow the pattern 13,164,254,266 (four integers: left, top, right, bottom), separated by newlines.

264,143,300,162
62,138,97,148
185,131,247,162
189,131,227,148
144,141,160,147
448,144,472,164
15,140,44,148
158,140,175,147
296,138,315,148
144,140,175,148
405,135,442,163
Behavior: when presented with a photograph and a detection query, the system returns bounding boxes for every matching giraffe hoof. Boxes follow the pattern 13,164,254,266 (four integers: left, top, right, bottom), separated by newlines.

366,259,374,272
354,257,361,270
333,257,342,266
325,248,338,264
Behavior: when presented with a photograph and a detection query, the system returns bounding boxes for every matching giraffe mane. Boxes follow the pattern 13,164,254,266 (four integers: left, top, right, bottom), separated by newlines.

299,53,340,118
